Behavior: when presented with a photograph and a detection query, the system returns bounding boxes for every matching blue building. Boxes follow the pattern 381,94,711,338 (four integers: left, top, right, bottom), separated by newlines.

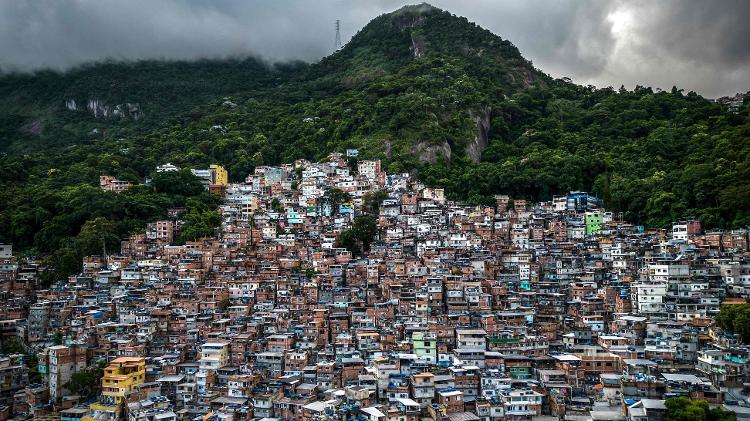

566,191,602,212
286,209,303,224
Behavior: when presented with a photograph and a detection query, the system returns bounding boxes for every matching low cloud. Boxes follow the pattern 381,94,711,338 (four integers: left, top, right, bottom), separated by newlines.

0,0,746,97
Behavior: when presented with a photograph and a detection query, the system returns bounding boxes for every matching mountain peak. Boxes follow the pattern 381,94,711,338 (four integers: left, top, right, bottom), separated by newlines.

310,4,542,91
390,3,440,15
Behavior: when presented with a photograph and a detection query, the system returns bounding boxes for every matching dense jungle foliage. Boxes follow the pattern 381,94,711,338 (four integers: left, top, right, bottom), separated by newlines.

716,304,750,343
665,396,736,421
0,4,748,280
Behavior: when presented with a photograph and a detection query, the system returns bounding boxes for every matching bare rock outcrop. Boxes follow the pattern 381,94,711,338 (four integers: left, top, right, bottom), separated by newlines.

414,140,451,164
466,107,491,163
64,98,144,120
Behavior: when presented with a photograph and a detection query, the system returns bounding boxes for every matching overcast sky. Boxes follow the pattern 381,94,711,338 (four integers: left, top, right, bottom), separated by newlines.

1,0,748,98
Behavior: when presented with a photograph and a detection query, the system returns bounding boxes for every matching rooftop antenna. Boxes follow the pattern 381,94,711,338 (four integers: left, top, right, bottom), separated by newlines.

335,19,342,50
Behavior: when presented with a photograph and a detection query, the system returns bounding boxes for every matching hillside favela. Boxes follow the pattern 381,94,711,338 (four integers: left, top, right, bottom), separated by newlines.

0,2,749,421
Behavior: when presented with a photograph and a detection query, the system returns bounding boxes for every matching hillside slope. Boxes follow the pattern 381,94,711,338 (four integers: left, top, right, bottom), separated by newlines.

0,58,299,154
0,3,748,279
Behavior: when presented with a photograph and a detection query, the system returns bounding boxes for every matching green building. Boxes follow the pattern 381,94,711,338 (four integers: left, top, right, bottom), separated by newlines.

585,212,602,235
412,332,437,364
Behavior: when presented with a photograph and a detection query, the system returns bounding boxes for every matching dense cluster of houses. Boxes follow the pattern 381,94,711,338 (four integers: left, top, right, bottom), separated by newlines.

2,153,750,421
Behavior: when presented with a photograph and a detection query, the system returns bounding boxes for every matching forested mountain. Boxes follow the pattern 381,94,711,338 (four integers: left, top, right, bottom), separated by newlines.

0,4,748,279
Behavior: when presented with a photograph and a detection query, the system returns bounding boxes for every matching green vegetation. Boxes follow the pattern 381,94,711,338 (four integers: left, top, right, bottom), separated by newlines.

0,336,25,354
177,198,222,244
363,191,389,215
665,397,736,421
27,355,41,384
338,215,379,256
323,188,353,216
417,84,749,227
0,58,300,155
0,169,219,285
152,169,205,197
0,4,748,281
715,304,750,342
65,361,106,401
218,297,231,312
0,337,41,383
75,217,118,258
270,198,284,213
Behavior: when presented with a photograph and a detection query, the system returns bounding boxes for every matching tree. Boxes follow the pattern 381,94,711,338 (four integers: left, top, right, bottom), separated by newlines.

42,246,84,283
65,361,106,401
270,198,284,213
1,336,25,354
323,188,352,216
716,304,750,343
337,215,379,256
152,169,204,197
218,297,231,312
338,229,361,256
352,215,378,252
665,397,736,421
363,190,388,215
179,209,221,243
75,217,118,262
27,355,41,384
347,157,359,174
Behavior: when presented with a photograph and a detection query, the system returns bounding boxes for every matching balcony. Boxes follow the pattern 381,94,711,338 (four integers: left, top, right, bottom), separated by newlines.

413,381,434,388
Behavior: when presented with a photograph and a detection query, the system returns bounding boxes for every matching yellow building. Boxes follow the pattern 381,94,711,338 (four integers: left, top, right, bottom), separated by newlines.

210,164,228,186
84,357,146,421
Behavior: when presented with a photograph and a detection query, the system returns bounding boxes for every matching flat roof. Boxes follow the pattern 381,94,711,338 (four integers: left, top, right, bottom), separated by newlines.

552,354,581,362
156,375,185,382
396,397,420,406
661,373,704,383
623,358,657,366
111,357,144,363
361,407,385,417
438,390,463,396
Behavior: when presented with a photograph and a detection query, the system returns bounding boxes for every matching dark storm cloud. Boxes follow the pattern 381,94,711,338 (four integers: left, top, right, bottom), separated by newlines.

430,1,616,79
0,0,747,98
632,0,750,67
590,0,750,97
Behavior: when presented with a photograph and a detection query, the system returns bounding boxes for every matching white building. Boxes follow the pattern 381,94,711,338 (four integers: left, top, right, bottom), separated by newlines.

196,342,229,395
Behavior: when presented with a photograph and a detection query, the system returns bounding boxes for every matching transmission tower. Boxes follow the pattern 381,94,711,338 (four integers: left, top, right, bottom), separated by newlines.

334,19,342,50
